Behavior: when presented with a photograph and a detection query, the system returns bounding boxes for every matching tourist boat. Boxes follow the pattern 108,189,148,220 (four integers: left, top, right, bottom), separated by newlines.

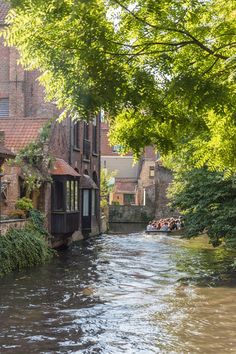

145,229,183,236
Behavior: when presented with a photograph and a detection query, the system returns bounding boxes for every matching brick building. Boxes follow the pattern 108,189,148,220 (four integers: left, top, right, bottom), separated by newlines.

101,122,156,206
0,1,101,247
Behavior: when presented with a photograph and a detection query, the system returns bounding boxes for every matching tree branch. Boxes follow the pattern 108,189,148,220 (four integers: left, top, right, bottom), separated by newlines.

111,0,230,60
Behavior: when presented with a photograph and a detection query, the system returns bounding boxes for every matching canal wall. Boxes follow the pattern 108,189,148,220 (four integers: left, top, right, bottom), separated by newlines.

0,219,28,235
109,205,153,223
109,205,154,233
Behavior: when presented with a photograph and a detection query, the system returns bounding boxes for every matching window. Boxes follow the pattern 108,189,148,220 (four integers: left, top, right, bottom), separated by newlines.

66,181,71,211
53,180,64,211
124,194,135,205
75,181,78,211
100,109,105,122
19,177,27,199
112,145,122,153
73,121,80,149
1,182,8,200
84,122,89,140
149,166,155,178
92,189,95,216
83,122,90,160
83,190,90,216
0,98,9,117
66,180,79,211
92,117,98,154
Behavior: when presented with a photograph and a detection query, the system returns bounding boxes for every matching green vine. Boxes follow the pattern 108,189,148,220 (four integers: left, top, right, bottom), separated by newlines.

28,209,50,237
11,120,54,195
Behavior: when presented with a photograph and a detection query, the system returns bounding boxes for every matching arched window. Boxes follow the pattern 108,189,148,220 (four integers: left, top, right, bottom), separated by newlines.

92,171,98,184
73,121,80,149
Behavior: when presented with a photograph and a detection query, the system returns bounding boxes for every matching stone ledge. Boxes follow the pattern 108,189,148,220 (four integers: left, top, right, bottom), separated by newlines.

0,219,28,235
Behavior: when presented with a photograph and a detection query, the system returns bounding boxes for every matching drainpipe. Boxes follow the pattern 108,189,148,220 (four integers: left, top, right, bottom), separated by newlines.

69,118,73,165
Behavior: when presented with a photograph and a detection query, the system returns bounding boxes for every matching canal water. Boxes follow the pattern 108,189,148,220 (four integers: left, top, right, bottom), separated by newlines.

0,232,236,354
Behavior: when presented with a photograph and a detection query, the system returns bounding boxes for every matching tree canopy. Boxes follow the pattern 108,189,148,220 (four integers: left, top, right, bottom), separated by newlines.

3,0,236,170
168,166,236,248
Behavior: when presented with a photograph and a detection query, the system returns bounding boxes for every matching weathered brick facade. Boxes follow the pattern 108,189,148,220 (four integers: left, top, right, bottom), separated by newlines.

0,1,100,245
101,121,156,206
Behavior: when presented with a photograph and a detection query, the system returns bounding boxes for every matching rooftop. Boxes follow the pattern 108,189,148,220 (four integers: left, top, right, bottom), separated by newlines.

115,180,137,193
50,158,80,177
0,118,49,153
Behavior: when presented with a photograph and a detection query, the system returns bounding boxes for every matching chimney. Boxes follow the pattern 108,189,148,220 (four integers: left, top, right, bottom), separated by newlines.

0,131,5,147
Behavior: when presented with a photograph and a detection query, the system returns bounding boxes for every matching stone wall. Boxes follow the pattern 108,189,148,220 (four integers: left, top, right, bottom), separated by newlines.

154,163,178,219
109,205,154,224
145,184,156,213
1,165,20,216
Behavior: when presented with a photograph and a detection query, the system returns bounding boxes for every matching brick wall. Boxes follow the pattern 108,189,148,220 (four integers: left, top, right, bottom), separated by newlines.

0,2,101,239
154,163,177,218
101,122,132,156
24,71,56,118
0,37,9,102
0,32,56,119
1,164,20,216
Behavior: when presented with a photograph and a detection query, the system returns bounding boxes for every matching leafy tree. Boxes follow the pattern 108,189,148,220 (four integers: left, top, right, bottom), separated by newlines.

100,168,116,211
168,167,236,248
3,0,236,169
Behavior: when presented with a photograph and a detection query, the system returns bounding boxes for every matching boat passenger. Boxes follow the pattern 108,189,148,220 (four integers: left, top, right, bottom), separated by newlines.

146,222,155,231
176,220,181,230
171,220,178,230
160,222,169,231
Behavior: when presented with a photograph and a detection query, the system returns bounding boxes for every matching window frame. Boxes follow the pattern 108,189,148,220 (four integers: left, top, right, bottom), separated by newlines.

73,121,80,150
0,98,9,118
149,166,155,178
92,117,98,154
124,193,135,205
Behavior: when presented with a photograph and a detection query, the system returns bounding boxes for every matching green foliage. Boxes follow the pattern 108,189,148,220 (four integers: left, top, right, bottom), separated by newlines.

8,209,26,219
28,209,50,237
3,0,236,170
100,168,116,210
15,197,33,214
168,167,236,248
11,121,54,195
0,210,54,277
111,200,120,205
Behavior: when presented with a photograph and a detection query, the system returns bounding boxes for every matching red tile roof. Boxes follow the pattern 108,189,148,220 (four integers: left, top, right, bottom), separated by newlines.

80,174,98,189
0,118,48,153
50,158,80,177
115,180,137,193
0,1,10,25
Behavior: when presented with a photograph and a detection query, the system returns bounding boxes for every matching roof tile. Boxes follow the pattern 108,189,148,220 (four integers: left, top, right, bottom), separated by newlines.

0,118,49,153
50,158,80,177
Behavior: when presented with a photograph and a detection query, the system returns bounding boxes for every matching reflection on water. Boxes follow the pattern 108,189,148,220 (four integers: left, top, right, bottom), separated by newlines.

0,233,236,353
